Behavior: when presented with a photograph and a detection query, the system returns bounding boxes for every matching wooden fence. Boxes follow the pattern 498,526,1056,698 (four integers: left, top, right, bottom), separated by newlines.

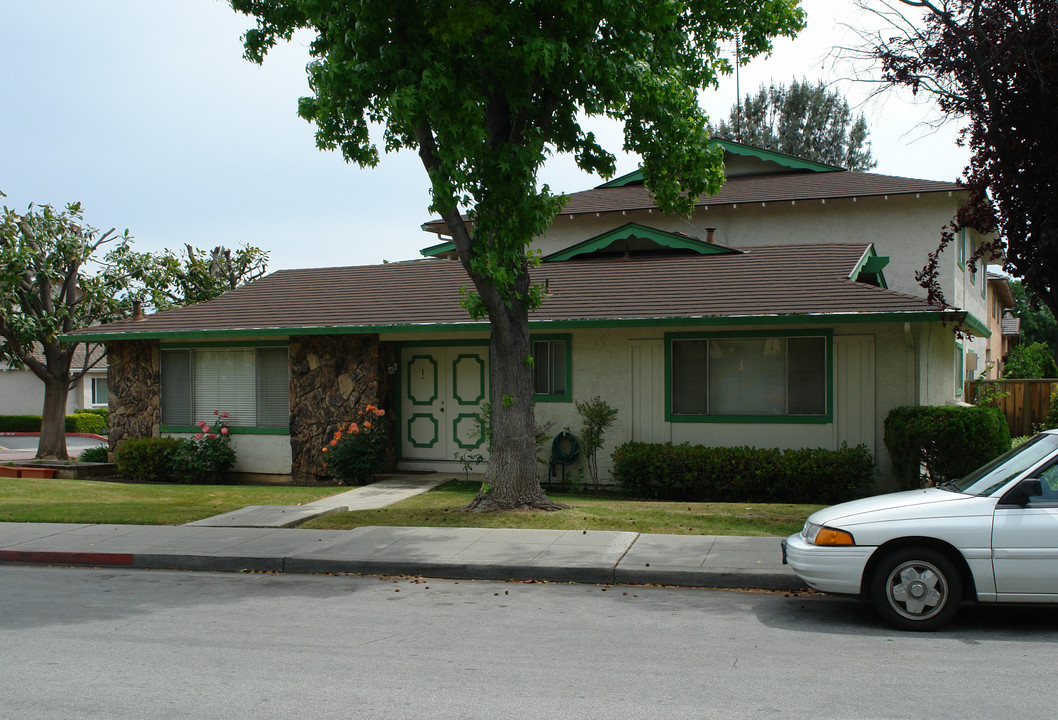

964,379,1058,437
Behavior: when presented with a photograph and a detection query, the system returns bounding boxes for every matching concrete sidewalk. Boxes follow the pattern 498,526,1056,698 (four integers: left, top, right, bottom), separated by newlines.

0,473,803,590
0,522,800,590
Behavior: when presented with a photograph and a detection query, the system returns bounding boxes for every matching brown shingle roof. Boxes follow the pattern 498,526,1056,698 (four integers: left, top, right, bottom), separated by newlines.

558,170,963,216
422,170,965,232
66,244,952,341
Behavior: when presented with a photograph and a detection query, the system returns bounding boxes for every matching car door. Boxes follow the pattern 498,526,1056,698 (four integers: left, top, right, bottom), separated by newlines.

992,461,1058,598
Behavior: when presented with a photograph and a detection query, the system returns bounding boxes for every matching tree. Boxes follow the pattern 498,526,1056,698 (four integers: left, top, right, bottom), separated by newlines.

230,0,804,511
1003,342,1058,379
850,1,1058,319
1010,279,1058,364
121,243,270,311
709,78,877,170
0,198,142,459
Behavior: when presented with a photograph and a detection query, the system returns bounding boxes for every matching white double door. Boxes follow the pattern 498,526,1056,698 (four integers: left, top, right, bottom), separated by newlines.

400,346,490,462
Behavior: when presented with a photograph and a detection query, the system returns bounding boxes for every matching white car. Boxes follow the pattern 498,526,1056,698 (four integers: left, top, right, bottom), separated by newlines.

783,429,1058,630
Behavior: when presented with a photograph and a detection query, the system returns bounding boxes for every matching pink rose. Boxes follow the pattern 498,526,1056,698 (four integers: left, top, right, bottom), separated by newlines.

213,410,219,415
221,427,229,435
208,433,217,439
220,412,229,418
194,433,203,440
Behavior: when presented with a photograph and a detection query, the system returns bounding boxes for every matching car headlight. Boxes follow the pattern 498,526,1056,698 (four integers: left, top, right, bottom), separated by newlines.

802,521,854,546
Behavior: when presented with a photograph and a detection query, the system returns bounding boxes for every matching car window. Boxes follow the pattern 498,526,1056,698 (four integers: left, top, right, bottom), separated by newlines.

956,434,1058,496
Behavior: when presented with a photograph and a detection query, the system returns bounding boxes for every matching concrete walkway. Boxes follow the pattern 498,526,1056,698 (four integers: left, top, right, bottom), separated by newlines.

0,473,803,591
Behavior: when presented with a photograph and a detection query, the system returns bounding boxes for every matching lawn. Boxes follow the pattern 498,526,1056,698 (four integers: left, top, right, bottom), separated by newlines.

301,481,820,536
0,477,336,525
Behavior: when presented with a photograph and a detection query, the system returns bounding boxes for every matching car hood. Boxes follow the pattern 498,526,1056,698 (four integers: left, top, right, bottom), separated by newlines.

808,488,986,527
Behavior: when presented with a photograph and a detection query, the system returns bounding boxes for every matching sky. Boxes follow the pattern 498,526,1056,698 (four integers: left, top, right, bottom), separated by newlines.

0,0,967,272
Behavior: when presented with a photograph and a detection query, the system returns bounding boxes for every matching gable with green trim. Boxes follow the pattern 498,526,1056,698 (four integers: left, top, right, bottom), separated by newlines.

543,223,739,262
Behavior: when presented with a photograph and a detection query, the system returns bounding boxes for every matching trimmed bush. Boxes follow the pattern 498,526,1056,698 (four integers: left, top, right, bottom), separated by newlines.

114,438,180,483
884,405,1010,489
65,412,107,434
77,445,110,463
611,442,875,504
0,413,107,434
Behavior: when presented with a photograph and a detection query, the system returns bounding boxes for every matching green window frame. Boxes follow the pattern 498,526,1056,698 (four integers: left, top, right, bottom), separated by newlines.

955,342,964,397
160,343,290,434
531,334,571,402
665,330,833,423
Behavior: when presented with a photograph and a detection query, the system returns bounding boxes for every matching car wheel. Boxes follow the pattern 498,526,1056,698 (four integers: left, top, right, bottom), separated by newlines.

869,548,963,631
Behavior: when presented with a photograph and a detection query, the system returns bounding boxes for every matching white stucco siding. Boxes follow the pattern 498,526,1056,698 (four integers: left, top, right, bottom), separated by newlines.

0,368,102,415
163,432,292,475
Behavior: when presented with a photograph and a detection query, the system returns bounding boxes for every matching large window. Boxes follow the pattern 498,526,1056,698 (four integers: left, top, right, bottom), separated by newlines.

161,346,289,430
532,335,571,402
669,333,829,421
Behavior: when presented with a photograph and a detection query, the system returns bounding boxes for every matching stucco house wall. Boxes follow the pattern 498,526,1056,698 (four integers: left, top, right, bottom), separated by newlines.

0,366,108,415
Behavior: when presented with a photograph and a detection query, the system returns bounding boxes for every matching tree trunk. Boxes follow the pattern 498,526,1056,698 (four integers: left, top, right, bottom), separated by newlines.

463,300,565,512
37,374,70,460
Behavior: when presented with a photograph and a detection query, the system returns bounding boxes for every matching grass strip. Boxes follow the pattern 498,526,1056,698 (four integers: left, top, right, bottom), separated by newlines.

302,481,819,536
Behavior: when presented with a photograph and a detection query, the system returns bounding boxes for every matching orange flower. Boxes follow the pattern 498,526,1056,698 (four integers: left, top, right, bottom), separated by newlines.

321,447,328,453
375,408,386,416
366,404,376,413
330,438,338,446
349,422,359,434
363,421,372,429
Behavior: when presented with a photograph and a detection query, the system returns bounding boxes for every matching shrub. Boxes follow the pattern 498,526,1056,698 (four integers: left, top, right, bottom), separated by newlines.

79,407,110,427
77,445,110,463
1003,342,1058,379
322,405,388,485
65,412,107,434
1045,391,1058,431
167,413,237,484
884,405,1010,489
575,396,619,491
611,442,875,504
0,414,107,433
115,437,180,482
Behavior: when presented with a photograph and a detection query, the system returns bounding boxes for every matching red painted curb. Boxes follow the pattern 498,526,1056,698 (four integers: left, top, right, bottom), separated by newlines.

0,549,134,566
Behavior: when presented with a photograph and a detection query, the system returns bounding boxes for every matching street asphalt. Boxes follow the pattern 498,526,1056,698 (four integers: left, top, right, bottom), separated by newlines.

0,473,804,591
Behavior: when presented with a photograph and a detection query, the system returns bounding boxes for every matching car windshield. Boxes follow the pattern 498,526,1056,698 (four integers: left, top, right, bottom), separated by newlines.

955,433,1058,496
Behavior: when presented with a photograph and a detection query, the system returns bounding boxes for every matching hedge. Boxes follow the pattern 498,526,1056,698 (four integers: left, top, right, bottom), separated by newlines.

0,413,107,434
114,438,181,483
611,442,875,504
883,405,1010,490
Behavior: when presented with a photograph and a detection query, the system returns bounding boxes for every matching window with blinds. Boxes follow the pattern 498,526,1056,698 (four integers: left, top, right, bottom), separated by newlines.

160,346,289,429
670,335,827,419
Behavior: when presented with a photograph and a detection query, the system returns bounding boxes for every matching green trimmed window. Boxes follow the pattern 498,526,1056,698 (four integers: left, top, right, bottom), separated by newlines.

955,343,964,397
669,334,829,421
532,335,571,402
161,346,289,429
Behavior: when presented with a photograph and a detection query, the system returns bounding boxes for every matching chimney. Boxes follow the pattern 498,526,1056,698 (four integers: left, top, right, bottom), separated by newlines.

705,227,716,244
132,300,145,321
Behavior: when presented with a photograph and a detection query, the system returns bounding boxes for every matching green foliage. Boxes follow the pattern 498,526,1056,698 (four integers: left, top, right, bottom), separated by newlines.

611,442,875,504
1045,392,1058,431
321,405,388,485
1003,342,1058,379
0,414,106,433
65,412,107,434
77,445,110,463
114,437,181,483
166,414,237,484
710,78,876,170
575,396,618,490
78,407,110,426
121,242,270,312
1010,280,1058,360
884,405,1010,489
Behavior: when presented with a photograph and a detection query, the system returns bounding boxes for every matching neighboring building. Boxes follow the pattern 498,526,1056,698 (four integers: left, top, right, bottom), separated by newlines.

0,344,108,416
66,141,991,488
984,272,1017,378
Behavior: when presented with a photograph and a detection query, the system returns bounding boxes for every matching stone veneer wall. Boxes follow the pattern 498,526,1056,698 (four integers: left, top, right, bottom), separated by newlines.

288,335,395,482
106,340,161,453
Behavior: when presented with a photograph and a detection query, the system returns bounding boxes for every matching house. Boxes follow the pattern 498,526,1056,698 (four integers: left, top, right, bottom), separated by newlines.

66,141,990,488
984,272,1017,378
0,344,108,415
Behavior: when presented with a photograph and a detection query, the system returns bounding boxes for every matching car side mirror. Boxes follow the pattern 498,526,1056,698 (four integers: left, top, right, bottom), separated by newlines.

1004,478,1043,506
